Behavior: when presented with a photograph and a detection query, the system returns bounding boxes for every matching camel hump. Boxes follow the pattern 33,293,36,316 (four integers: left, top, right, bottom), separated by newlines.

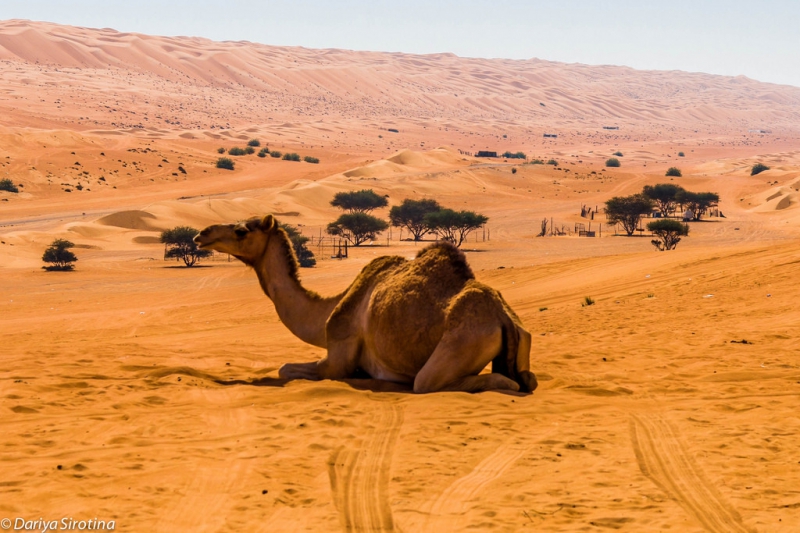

414,241,474,281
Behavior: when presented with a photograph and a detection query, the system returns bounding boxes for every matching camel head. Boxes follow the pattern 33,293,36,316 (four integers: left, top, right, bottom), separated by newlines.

194,214,278,265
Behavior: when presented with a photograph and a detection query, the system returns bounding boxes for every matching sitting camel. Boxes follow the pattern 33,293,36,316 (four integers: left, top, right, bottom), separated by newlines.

194,215,537,393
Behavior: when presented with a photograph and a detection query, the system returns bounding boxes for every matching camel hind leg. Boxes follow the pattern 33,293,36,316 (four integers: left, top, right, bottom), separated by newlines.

413,322,519,394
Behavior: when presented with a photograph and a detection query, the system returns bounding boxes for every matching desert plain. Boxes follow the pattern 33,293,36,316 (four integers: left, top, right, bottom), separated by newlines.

1,20,800,532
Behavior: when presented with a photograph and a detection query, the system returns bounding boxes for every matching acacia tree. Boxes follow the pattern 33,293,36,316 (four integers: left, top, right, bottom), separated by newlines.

280,224,316,267
604,194,654,235
423,209,488,248
389,198,442,241
327,212,389,246
42,239,77,271
648,219,689,251
330,189,388,213
643,183,686,217
161,226,212,267
676,191,719,220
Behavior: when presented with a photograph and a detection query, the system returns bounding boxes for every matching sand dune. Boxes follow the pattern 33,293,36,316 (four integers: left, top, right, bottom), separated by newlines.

2,19,800,533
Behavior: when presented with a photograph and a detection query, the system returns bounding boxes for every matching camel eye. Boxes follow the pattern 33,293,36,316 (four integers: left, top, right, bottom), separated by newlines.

234,227,248,237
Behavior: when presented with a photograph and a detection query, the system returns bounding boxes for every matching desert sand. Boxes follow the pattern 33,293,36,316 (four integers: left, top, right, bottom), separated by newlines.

1,20,800,532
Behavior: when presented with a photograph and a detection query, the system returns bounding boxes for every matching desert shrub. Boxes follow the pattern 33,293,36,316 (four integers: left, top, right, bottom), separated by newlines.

247,139,261,147
1,178,19,193
331,189,388,213
228,147,246,156
678,151,685,157
282,152,301,161
327,213,389,246
606,157,621,167
303,156,320,164
217,147,225,154
257,149,267,158
613,151,624,157
244,146,255,155
42,239,77,271
216,157,235,170
502,151,526,159
511,167,517,174
423,209,488,248
643,183,685,216
280,224,316,267
582,296,595,307
161,226,212,267
546,159,558,166
388,128,399,133
389,198,442,241
605,194,654,235
270,150,282,158
751,163,770,176
665,167,682,177
647,219,689,251
529,159,544,165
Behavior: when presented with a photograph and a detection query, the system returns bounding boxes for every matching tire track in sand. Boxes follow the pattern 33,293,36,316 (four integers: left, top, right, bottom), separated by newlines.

630,414,754,533
421,440,532,532
328,402,404,532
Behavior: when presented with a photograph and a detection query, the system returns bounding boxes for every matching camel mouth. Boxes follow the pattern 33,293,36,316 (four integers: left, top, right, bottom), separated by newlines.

193,235,215,248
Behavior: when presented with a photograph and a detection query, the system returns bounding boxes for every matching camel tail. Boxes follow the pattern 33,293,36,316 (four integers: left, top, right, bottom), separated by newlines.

494,316,538,393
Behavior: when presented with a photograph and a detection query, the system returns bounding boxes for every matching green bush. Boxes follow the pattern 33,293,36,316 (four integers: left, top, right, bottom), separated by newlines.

303,156,320,164
161,226,212,267
511,167,517,174
217,147,225,154
257,150,267,158
665,167,682,177
647,219,689,251
546,159,558,166
244,146,255,155
283,153,301,161
42,239,77,271
247,139,261,147
751,163,770,176
613,151,624,157
216,157,235,170
0,178,19,193
678,152,685,157
502,151,526,159
228,147,246,156
606,158,621,167
529,159,544,165
280,224,316,267
270,151,282,158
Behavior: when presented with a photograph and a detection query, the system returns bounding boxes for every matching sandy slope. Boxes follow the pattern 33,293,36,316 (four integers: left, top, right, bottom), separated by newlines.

2,20,800,533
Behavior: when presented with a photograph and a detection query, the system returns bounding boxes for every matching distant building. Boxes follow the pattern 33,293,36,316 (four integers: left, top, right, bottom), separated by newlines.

603,126,620,130
476,151,498,158
543,133,558,138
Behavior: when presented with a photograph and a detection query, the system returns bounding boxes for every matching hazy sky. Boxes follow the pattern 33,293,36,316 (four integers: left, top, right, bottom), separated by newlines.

2,0,799,87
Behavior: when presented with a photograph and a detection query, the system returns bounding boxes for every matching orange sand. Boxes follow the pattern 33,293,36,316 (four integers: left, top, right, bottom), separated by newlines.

1,20,800,533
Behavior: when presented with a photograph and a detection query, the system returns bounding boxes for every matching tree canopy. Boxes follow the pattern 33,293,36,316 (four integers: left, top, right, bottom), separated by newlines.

665,167,682,177
330,189,388,213
604,194,654,235
751,163,770,176
643,183,686,216
389,198,442,241
423,209,488,248
648,219,689,251
606,157,621,168
280,224,316,267
42,239,77,271
327,212,389,246
676,190,719,220
161,226,212,267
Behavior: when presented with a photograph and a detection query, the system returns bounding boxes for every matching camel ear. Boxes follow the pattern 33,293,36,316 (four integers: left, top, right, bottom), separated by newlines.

260,214,276,232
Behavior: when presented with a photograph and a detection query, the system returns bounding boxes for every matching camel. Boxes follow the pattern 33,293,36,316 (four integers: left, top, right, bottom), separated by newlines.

194,215,537,393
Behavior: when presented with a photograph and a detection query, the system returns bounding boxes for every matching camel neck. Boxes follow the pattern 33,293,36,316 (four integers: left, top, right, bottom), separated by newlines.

255,237,341,348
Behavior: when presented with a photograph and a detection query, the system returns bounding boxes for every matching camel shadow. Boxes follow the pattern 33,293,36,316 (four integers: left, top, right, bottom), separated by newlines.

213,375,415,393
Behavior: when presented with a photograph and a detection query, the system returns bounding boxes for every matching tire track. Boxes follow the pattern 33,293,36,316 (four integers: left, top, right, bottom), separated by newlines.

630,414,754,533
328,402,404,532
421,439,532,532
